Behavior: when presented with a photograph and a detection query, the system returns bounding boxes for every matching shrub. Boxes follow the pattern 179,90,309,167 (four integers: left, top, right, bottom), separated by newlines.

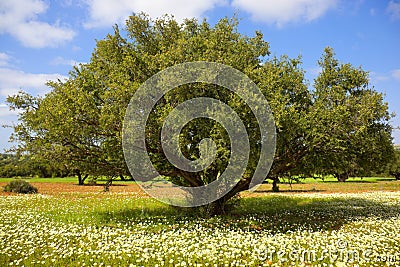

3,179,38,194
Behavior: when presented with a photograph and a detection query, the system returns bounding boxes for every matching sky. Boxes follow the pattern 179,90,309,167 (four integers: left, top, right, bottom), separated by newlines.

0,0,399,152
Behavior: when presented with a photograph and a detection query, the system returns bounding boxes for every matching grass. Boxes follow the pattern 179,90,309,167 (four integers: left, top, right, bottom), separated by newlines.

0,178,399,266
296,176,397,183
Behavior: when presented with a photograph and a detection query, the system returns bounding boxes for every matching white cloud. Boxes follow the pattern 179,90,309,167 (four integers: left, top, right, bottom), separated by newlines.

0,68,68,98
0,53,11,67
308,67,322,76
0,0,76,48
84,0,226,28
370,69,400,84
370,71,390,83
0,104,18,151
50,56,84,67
387,0,400,20
231,0,338,27
369,8,376,16
0,104,18,118
392,69,400,81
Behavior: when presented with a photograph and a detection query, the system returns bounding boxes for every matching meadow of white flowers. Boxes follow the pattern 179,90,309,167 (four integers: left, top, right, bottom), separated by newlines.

0,192,399,266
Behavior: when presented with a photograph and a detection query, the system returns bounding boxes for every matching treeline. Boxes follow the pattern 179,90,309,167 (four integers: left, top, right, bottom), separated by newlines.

1,150,399,182
388,147,400,180
0,154,69,178
0,153,134,183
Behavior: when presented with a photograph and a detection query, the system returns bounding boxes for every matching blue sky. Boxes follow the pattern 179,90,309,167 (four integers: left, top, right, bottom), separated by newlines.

0,0,399,152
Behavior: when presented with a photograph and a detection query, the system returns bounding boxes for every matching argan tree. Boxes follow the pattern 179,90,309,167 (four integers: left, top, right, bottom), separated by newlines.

7,14,394,213
310,48,394,182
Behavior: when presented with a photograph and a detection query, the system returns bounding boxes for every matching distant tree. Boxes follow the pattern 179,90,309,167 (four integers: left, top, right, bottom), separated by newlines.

386,150,400,180
0,153,68,178
308,48,394,182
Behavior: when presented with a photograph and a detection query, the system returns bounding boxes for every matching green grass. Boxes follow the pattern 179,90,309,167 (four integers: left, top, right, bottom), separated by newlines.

0,176,399,266
279,176,397,184
1,191,400,266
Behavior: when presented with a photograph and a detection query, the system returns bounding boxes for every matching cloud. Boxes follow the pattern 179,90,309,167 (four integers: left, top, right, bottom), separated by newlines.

84,0,226,28
369,8,376,16
0,0,76,48
0,53,11,67
0,103,18,151
370,71,390,83
370,69,400,84
387,0,400,20
0,68,68,98
392,69,400,81
231,0,338,27
0,104,18,118
50,56,84,67
308,67,322,76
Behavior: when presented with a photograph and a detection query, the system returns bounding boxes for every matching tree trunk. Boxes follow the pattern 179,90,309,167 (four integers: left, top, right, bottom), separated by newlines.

272,177,280,192
394,173,400,181
336,173,349,182
206,199,226,216
77,171,88,185
103,177,113,192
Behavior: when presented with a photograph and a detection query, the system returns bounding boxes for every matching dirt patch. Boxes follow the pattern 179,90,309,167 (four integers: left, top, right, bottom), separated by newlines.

1,180,399,198
248,181,400,195
0,182,147,196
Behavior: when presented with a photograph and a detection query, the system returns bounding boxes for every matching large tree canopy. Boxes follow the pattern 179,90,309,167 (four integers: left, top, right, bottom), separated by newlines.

7,14,394,213
309,48,394,181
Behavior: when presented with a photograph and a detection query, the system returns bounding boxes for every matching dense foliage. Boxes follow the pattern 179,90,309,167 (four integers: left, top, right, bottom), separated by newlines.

6,14,394,213
0,154,69,178
386,149,400,180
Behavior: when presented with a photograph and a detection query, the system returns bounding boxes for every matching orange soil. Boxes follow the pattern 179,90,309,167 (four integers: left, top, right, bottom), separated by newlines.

0,180,399,197
0,182,147,196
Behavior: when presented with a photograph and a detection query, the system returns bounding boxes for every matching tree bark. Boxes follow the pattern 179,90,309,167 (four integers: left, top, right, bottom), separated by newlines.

103,177,113,192
272,177,280,192
335,173,349,182
77,171,88,185
206,198,227,216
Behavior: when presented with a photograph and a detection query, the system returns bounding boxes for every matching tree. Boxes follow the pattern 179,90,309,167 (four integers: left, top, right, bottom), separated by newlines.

6,14,394,213
252,56,312,190
386,149,400,180
7,27,133,184
307,47,394,182
0,153,69,178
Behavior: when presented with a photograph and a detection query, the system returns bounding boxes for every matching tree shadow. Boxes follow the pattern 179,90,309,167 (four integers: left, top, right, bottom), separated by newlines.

254,189,326,193
95,194,400,233
76,183,128,187
231,195,400,233
373,178,398,182
321,180,375,183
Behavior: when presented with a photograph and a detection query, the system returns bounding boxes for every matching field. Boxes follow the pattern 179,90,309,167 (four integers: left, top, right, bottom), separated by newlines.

0,178,400,266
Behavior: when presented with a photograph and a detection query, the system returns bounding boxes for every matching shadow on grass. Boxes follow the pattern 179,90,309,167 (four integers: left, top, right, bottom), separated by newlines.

230,195,400,232
77,184,128,187
321,180,376,183
372,178,398,182
254,189,326,193
320,178,397,183
95,194,400,233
